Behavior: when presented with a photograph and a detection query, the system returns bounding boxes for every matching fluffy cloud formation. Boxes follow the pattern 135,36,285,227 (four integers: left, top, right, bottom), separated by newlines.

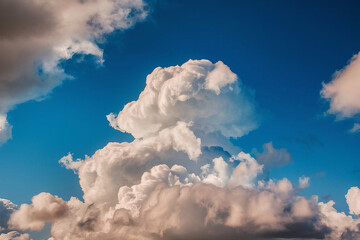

321,52,360,118
8,193,68,231
318,200,360,239
6,60,360,239
61,121,202,206
321,52,360,131
0,0,149,144
107,59,258,139
10,164,327,240
346,187,360,216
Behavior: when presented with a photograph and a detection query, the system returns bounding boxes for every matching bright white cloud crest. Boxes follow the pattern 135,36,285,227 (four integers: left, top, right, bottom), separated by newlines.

2,60,360,240
107,59,258,139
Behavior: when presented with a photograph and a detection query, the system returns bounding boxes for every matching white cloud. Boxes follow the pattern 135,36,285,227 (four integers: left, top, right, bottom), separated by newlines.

58,153,83,172
228,152,263,188
0,115,12,145
298,176,310,189
318,199,360,239
349,123,360,133
107,59,258,139
67,121,201,206
321,52,360,119
0,0,149,144
346,187,360,216
201,157,230,187
6,60,360,239
116,164,199,218
13,164,326,240
8,192,68,231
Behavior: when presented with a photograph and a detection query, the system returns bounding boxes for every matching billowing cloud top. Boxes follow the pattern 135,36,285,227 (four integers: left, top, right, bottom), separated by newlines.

2,60,360,240
0,0,149,144
107,59,258,139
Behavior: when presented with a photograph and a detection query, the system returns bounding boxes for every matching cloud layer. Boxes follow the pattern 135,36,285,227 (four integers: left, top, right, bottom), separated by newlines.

2,60,360,240
0,0,149,144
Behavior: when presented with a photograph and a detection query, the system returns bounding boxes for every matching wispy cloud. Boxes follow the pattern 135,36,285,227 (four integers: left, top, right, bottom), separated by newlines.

349,123,360,134
255,142,292,168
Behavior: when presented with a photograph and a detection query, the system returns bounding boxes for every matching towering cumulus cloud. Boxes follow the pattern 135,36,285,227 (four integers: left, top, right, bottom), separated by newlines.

4,60,360,239
0,0,148,144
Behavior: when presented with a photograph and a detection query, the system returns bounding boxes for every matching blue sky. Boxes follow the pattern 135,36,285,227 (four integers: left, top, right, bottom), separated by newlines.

1,1,360,239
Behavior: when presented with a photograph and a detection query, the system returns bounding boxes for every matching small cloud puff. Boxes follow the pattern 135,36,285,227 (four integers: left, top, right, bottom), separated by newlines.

321,52,360,119
256,142,292,168
8,193,68,231
349,123,360,134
